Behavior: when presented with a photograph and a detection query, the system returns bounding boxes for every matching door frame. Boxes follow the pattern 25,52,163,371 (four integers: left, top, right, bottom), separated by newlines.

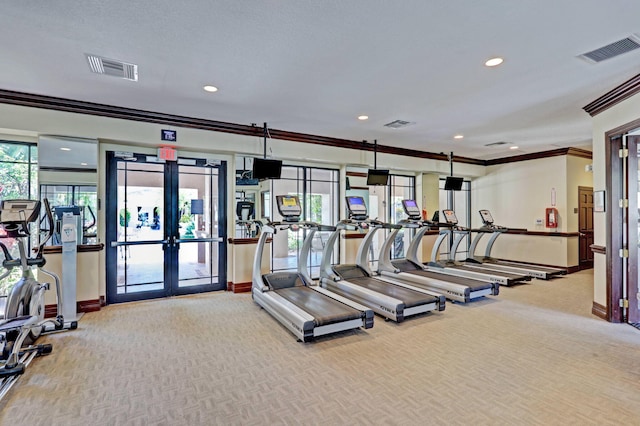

578,186,594,270
105,151,227,304
626,135,639,323
604,126,640,323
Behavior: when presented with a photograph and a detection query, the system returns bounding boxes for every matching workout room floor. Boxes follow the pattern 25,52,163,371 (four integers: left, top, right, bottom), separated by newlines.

1,269,640,425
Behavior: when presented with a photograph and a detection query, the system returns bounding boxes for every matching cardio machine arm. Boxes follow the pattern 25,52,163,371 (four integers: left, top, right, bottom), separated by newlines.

34,198,55,259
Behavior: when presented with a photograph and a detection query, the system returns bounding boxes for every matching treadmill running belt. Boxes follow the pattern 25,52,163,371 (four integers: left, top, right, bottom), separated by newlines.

275,286,363,326
342,276,437,308
392,259,494,292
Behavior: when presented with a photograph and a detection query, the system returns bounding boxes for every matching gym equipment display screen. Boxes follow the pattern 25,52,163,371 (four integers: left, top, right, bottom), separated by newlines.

276,195,302,217
346,196,368,216
479,210,494,224
402,199,421,217
252,158,283,180
366,169,389,186
442,209,458,224
444,176,464,191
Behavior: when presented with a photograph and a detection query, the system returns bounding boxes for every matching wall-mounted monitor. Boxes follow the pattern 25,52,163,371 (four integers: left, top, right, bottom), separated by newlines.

444,176,464,191
366,169,389,186
252,158,283,180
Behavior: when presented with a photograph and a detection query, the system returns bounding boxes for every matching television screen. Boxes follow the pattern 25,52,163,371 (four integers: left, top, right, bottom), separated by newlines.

366,169,389,186
252,158,282,180
444,176,464,191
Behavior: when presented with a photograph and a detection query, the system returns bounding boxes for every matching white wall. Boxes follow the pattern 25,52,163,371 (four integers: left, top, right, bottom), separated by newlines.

472,156,567,231
470,155,592,268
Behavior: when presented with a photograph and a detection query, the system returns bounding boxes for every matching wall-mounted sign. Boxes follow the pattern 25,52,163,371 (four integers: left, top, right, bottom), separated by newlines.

161,129,177,142
158,146,177,161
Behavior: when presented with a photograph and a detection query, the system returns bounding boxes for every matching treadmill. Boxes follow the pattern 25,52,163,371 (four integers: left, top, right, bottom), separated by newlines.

427,209,531,286
376,199,498,303
319,196,445,322
252,195,374,342
464,210,567,279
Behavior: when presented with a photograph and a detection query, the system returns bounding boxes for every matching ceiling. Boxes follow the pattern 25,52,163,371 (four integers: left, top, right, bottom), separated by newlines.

2,1,640,160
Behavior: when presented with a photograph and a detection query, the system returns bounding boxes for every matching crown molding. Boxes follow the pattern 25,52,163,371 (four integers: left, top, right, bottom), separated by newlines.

0,89,591,167
583,73,640,117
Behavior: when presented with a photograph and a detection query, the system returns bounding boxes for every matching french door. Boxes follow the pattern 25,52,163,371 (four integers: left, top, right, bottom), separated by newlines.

106,152,227,304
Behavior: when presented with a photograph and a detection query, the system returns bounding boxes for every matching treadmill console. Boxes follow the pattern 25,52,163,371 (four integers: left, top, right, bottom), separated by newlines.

275,195,302,222
345,196,368,221
402,199,421,220
479,209,494,225
236,201,255,221
0,200,41,224
441,209,458,225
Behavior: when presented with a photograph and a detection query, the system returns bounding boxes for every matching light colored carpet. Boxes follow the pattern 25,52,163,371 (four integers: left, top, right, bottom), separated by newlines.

1,269,640,425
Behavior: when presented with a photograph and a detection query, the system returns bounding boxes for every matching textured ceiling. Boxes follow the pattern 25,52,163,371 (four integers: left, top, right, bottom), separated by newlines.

1,0,640,160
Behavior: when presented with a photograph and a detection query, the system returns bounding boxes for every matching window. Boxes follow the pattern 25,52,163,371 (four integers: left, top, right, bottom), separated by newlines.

0,141,38,294
270,165,339,278
0,142,38,200
438,178,471,260
39,184,98,244
364,175,416,266
388,175,416,260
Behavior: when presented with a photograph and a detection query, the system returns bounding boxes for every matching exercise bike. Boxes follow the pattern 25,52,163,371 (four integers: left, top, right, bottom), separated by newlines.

0,198,77,400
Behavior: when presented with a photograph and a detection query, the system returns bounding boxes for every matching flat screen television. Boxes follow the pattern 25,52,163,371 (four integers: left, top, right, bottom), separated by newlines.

252,158,282,180
444,176,464,191
366,169,389,186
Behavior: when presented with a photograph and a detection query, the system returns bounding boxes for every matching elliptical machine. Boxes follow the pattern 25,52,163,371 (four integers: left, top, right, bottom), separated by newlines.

0,198,77,400
0,199,77,334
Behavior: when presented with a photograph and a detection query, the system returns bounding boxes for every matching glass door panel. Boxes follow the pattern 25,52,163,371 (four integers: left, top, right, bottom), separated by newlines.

114,161,168,299
175,164,224,292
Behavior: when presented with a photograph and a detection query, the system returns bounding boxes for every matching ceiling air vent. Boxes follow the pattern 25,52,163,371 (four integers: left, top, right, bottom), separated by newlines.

484,141,510,147
578,36,640,63
384,119,414,129
86,54,138,81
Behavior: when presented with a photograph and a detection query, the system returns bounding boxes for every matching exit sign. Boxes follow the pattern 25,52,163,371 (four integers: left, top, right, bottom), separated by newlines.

158,146,177,161
161,129,177,142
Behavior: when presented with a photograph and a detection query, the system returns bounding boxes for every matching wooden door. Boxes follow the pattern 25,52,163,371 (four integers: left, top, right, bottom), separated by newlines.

578,186,594,269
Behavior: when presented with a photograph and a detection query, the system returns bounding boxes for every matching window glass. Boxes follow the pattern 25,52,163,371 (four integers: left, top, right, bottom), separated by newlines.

438,178,471,260
0,141,38,294
271,165,339,278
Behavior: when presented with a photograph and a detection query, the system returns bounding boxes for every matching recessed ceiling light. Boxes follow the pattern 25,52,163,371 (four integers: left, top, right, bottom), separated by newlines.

485,57,504,67
60,147,71,151
453,134,464,140
358,115,369,121
203,85,218,92
510,146,519,150
81,162,88,166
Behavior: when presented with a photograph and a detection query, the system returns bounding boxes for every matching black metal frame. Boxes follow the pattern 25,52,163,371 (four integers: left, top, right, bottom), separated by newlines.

106,152,227,304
